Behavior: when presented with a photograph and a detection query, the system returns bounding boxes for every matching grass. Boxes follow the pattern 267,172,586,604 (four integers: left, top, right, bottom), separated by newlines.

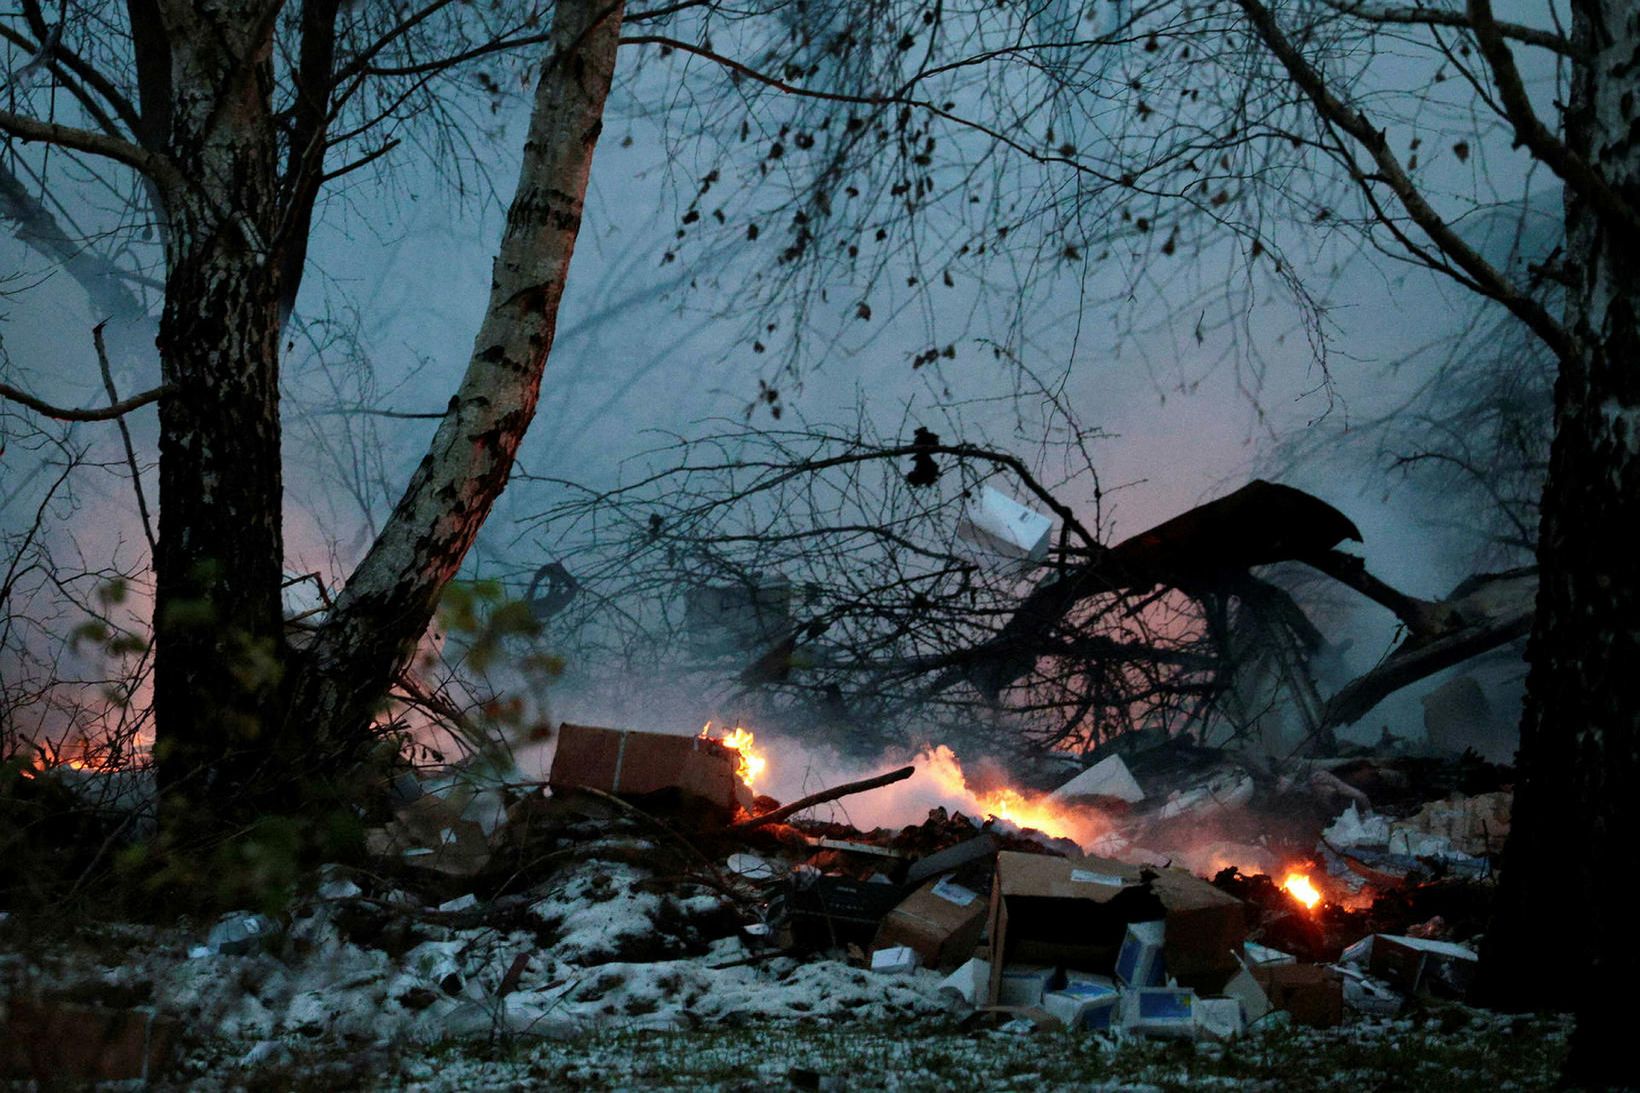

220,1006,1566,1091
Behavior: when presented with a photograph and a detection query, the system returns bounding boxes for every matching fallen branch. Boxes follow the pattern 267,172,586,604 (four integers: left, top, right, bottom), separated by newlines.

731,765,915,831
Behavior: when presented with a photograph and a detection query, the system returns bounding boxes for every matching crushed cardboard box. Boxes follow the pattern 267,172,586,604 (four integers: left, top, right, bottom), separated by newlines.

1341,934,1478,996
1,1001,177,1082
873,875,987,971
1249,963,1343,1027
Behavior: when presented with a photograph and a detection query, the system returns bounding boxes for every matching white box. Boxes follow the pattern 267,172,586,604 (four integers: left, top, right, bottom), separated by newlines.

1243,942,1296,966
871,945,919,974
955,486,1054,565
1194,997,1244,1040
1043,980,1121,1031
997,963,1057,1006
1119,987,1198,1039
1114,919,1167,987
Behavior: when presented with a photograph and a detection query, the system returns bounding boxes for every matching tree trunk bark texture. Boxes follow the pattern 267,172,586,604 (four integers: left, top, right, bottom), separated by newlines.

282,0,625,756
150,6,289,818
1482,3,1639,1083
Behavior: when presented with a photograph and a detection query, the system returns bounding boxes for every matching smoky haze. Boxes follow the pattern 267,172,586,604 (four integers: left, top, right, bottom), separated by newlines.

0,2,1556,769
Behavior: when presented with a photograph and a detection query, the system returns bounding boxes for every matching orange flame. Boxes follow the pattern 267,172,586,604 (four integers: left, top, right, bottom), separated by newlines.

701,722,767,791
919,744,1094,845
1282,871,1322,910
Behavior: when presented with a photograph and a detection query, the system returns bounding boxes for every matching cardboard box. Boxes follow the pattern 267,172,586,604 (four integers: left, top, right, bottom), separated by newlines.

549,723,752,813
1,1002,177,1082
684,579,792,651
1347,934,1478,996
873,875,987,971
984,851,1155,1004
984,851,1247,1003
1244,941,1296,966
1250,963,1343,1027
1043,980,1121,1031
1146,867,1247,990
773,874,903,950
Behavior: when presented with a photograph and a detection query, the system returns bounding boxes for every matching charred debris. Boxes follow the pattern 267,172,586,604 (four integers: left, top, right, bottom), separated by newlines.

3,714,1514,1081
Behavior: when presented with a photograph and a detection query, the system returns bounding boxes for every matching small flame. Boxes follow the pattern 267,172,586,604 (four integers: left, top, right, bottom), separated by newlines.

1282,871,1322,910
701,721,767,791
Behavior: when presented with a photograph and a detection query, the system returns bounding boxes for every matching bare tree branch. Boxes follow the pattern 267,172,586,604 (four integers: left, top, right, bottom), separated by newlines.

1322,0,1579,57
0,108,179,189
1236,0,1574,363
1466,0,1640,252
0,377,168,421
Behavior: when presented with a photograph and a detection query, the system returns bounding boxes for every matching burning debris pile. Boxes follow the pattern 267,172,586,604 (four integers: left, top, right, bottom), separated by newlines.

0,720,1514,1082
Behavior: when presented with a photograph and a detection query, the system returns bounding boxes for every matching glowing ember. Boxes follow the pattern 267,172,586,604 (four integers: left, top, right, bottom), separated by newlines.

1282,871,1322,910
701,722,767,791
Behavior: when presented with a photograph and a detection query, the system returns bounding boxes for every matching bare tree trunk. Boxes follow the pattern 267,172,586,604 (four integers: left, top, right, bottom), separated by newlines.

149,6,290,819
282,0,626,755
1479,3,1640,1083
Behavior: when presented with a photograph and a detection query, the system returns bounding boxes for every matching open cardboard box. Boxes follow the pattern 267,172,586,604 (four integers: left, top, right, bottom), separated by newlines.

549,723,753,814
984,851,1247,1004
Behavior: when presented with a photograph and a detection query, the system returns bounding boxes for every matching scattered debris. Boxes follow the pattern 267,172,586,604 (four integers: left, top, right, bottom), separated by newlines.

0,714,1527,1082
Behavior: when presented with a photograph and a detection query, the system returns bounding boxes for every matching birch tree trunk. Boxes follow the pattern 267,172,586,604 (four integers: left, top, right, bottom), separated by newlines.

281,0,625,759
1480,3,1640,1082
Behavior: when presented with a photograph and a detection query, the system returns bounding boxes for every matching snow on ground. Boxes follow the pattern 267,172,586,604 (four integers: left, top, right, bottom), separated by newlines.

0,838,953,1080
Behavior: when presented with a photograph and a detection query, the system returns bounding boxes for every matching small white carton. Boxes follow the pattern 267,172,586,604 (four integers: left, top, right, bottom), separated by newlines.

997,963,1057,1006
1043,979,1121,1031
1120,987,1199,1039
1194,997,1245,1040
956,486,1054,566
871,945,920,975
1114,919,1167,987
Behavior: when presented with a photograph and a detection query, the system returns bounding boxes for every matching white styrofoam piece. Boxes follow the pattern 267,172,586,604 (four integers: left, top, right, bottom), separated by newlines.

936,957,990,1006
1052,754,1145,803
